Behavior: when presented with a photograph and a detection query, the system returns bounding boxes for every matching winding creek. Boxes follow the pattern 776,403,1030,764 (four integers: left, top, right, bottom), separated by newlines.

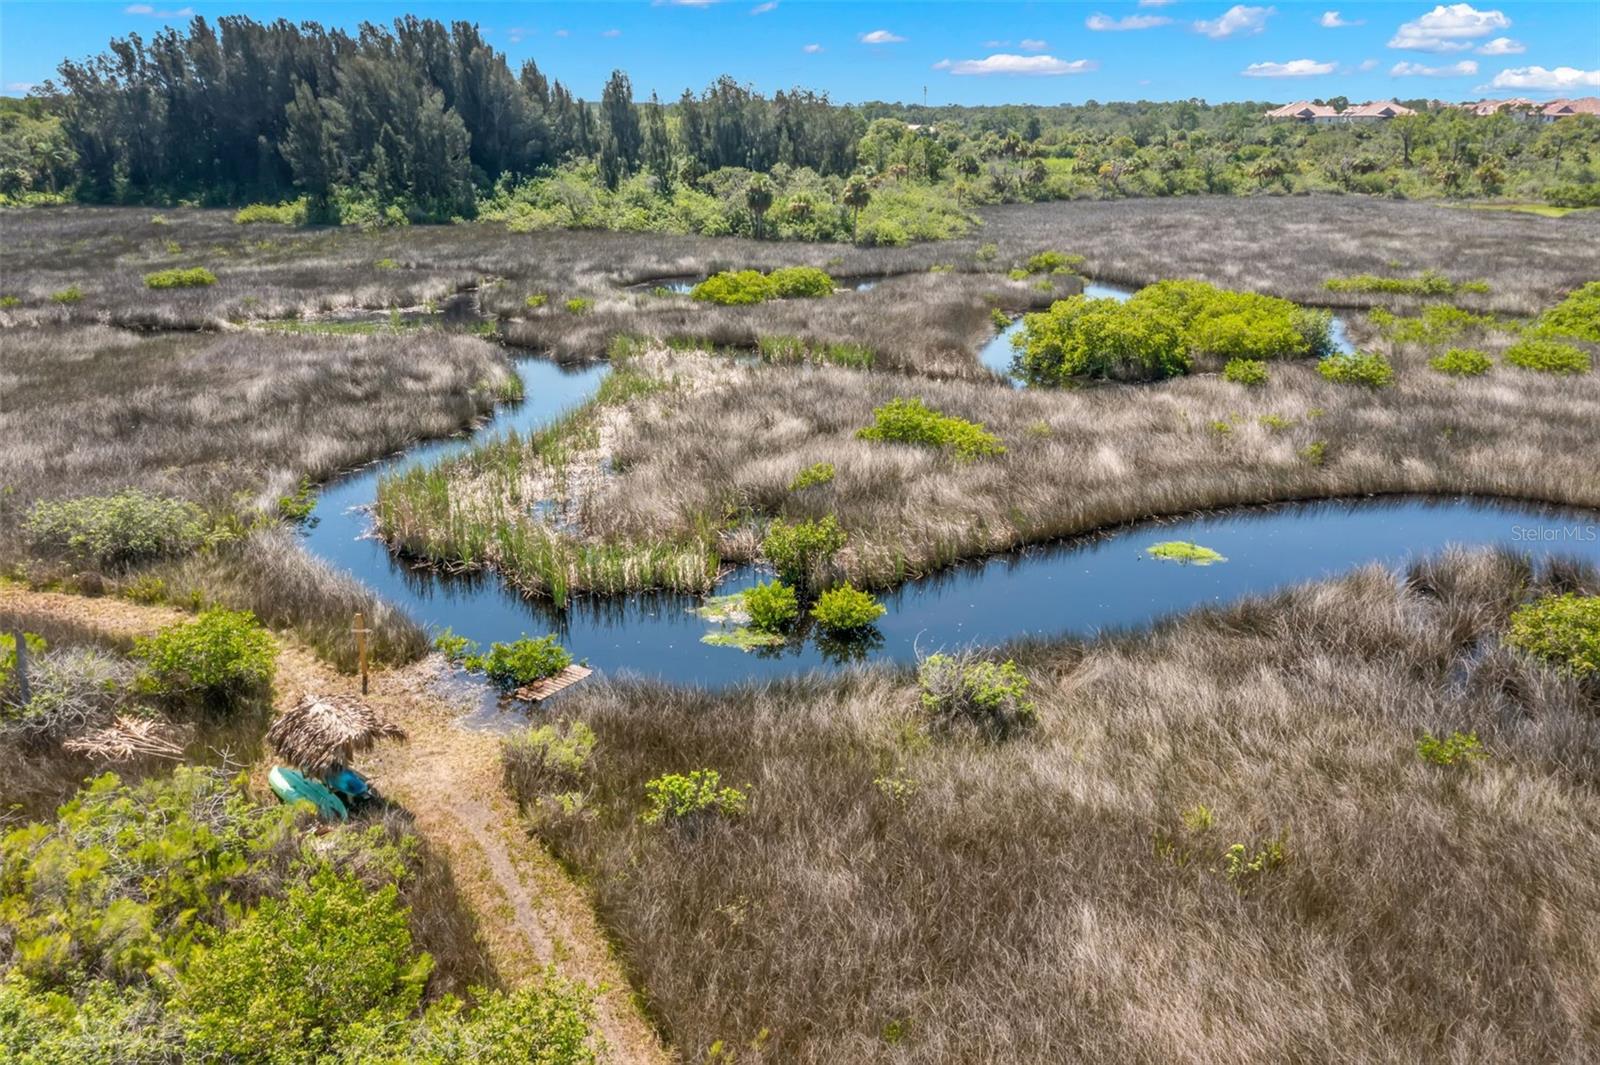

300,282,1600,689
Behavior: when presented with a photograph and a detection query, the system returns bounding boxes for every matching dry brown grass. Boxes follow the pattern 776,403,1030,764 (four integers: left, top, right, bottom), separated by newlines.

517,549,1600,1063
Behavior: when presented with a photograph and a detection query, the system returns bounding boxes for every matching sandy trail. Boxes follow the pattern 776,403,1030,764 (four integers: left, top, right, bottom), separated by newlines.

0,585,668,1065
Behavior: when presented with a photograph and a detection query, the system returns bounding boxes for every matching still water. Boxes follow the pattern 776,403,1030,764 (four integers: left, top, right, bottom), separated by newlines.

300,347,1598,687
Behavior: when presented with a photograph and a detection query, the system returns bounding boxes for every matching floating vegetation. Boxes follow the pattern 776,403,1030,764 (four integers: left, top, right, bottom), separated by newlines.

700,626,786,651
1146,541,1227,565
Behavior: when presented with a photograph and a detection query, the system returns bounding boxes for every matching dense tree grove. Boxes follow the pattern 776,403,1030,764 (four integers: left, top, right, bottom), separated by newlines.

2,15,1596,228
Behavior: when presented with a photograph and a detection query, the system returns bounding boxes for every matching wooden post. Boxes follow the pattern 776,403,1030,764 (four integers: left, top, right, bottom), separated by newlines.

353,612,370,695
11,629,30,707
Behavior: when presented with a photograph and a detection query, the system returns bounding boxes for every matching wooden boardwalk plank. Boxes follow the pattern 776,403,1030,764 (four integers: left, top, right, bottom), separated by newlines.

513,664,593,703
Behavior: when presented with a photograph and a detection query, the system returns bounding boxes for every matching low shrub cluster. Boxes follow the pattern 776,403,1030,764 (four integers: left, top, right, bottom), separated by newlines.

1416,730,1487,766
502,720,597,800
1014,280,1331,385
1503,338,1591,375
856,397,1005,461
809,583,885,633
1429,348,1493,376
744,580,800,632
458,634,573,690
1222,357,1269,385
641,769,748,827
1369,305,1502,346
1323,270,1488,297
0,769,598,1063
1531,281,1600,343
761,516,847,589
691,266,835,305
1505,593,1600,676
1022,250,1085,275
143,267,218,289
917,652,1037,740
233,199,309,225
1317,351,1396,388
25,489,208,570
131,608,276,708
788,462,836,492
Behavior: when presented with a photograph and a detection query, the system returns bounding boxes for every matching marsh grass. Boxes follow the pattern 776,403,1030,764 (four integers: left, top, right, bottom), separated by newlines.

518,549,1600,1062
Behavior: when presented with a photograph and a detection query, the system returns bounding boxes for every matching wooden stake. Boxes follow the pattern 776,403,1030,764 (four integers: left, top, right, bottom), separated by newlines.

11,629,30,707
353,612,370,694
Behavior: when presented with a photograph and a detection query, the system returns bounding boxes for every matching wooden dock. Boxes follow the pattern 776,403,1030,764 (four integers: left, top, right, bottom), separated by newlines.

513,664,593,703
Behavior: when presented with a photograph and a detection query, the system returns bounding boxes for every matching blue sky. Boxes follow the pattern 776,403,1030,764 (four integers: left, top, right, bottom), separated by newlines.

2,2,1597,103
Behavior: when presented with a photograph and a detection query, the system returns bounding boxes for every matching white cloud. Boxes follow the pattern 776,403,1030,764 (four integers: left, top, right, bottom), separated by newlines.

945,54,1098,76
656,0,719,6
507,27,527,44
1139,0,1176,5
1391,59,1479,76
1194,6,1274,39
1242,58,1337,77
983,40,1009,48
752,1,779,13
1358,58,1380,71
859,29,906,44
1087,14,1172,31
554,29,569,38
1319,11,1362,28
932,59,953,70
1476,36,1524,55
1490,65,1600,90
803,43,823,54
602,28,622,37
1020,38,1049,51
124,4,193,16
1388,4,1509,52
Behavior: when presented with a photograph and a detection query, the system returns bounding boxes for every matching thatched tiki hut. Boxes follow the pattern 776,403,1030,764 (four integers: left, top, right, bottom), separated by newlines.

267,694,405,775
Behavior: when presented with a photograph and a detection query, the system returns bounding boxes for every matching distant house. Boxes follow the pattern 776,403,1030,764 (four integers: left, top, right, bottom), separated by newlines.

1263,101,1341,123
1338,101,1417,122
1540,97,1600,121
1460,97,1538,117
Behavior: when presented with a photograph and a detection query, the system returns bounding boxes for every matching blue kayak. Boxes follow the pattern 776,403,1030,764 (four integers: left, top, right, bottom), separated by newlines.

268,766,348,822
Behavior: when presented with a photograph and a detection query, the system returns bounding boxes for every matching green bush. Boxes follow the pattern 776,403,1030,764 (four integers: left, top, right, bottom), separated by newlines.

1223,358,1269,385
856,397,1004,460
1506,594,1600,676
50,284,83,304
178,865,431,1063
743,581,799,633
809,583,886,633
1503,337,1591,375
691,269,776,305
132,608,276,705
1323,270,1482,296
564,297,592,315
466,634,572,690
761,516,847,588
502,721,596,801
1222,838,1287,887
789,462,836,491
1023,250,1083,275
143,267,217,289
1532,281,1600,343
1015,295,1189,383
1416,730,1487,766
25,489,208,570
641,769,748,826
233,199,308,225
525,292,548,309
1317,351,1395,387
1429,348,1493,376
918,653,1036,739
767,266,835,298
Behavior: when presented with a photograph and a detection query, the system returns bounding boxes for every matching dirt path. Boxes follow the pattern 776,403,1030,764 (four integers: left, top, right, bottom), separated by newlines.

0,586,670,1065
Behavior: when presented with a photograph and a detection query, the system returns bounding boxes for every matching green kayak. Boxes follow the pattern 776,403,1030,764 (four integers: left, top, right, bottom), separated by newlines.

268,766,348,822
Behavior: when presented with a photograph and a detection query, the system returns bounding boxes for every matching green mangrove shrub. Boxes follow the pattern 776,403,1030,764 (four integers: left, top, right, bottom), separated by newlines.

810,584,886,633
744,580,800,632
1503,338,1591,375
767,266,835,298
233,199,308,225
470,635,573,690
641,769,748,826
1505,594,1600,676
144,267,217,289
132,608,276,706
789,462,836,491
25,489,208,569
50,284,83,303
1023,250,1084,275
857,397,1004,460
1318,351,1395,388
1429,348,1493,376
691,269,774,305
918,652,1036,740
761,516,846,588
1532,280,1600,343
1223,358,1269,385
1416,730,1487,766
564,297,592,315
1324,270,1487,297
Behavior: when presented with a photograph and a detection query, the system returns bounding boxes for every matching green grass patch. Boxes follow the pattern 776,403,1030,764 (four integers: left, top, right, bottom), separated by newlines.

1429,348,1493,376
857,397,1004,461
1318,352,1395,388
144,267,217,289
1146,541,1227,565
1324,270,1488,297
1503,338,1591,375
233,199,308,225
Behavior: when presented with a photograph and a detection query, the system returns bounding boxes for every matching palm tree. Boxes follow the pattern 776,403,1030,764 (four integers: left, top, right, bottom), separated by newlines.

746,176,773,239
841,176,870,242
